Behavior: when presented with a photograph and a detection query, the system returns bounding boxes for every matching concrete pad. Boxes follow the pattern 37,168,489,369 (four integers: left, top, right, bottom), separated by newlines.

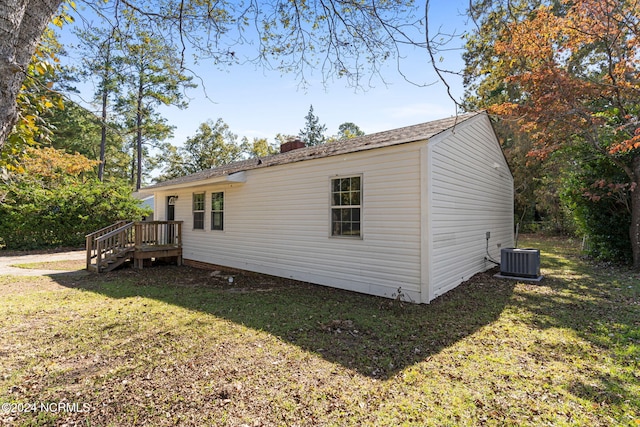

493,273,544,282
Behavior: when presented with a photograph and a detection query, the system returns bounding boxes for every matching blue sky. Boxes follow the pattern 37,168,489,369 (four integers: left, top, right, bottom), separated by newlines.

63,1,471,146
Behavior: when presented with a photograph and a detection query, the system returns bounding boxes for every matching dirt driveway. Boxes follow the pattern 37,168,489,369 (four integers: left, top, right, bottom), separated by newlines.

0,250,87,276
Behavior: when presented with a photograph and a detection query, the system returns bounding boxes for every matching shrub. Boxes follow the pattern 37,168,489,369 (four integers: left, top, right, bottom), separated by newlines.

0,177,150,250
560,149,632,264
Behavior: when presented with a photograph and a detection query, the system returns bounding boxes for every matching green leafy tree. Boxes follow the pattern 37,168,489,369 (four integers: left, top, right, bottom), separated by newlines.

48,100,101,158
116,15,196,190
75,25,123,181
241,136,279,158
2,25,67,171
462,0,565,232
560,143,632,263
299,105,327,146
335,122,365,141
462,0,550,112
157,119,243,181
274,133,297,147
5,19,129,183
463,0,640,266
1,0,427,152
117,102,175,188
338,122,365,139
0,147,148,249
46,99,130,181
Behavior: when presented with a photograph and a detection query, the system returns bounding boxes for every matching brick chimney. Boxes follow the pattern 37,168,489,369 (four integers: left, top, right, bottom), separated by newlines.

280,139,306,153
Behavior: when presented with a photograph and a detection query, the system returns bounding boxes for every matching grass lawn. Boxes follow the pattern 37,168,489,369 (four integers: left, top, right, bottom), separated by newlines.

9,259,86,271
0,235,638,426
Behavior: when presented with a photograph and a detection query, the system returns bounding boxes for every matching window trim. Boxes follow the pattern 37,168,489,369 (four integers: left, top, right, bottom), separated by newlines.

211,191,224,231
192,192,206,230
329,174,363,239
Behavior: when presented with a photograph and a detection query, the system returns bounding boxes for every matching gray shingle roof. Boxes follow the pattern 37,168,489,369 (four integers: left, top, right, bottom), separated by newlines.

142,112,480,191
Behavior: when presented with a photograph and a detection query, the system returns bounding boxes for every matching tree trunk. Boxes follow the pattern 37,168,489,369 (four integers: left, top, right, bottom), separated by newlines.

99,86,108,181
130,139,136,187
98,36,115,182
630,155,640,270
136,118,142,191
0,0,63,148
135,78,143,191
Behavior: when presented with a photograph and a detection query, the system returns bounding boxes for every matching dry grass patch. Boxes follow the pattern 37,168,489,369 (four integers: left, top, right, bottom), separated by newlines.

0,235,638,426
9,259,86,271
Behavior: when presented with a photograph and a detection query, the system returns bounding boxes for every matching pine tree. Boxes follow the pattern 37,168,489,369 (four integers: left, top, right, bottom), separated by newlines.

116,15,195,190
299,105,327,147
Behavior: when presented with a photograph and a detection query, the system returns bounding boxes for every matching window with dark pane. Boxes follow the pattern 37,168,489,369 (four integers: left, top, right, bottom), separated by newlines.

211,192,224,231
330,176,361,237
193,192,205,230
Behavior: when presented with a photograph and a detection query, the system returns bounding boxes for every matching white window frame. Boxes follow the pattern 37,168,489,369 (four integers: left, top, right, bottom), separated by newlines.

211,191,224,231
330,175,362,239
192,192,205,230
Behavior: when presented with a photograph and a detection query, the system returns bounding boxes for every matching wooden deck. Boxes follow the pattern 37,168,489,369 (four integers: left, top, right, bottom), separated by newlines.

86,221,183,272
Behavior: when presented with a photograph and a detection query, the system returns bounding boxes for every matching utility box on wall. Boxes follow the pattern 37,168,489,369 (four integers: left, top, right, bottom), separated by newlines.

500,248,541,279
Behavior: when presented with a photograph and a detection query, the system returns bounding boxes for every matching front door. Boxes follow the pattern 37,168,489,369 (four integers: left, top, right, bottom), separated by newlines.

167,196,176,244
167,196,176,221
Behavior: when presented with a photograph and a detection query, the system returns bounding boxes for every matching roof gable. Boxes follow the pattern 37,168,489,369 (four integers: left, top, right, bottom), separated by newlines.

142,112,481,191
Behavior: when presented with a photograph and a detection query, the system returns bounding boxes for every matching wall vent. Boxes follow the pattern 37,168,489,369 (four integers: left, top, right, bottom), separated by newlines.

500,248,540,278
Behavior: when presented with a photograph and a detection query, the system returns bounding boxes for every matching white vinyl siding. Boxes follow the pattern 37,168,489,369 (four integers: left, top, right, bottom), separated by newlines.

158,143,423,301
151,112,514,303
427,114,514,300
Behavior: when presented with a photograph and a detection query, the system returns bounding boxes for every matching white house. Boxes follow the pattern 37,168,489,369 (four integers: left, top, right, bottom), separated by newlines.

141,112,514,303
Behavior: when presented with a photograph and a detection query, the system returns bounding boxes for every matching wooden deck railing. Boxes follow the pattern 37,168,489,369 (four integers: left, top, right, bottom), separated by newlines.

93,222,135,271
86,220,130,270
86,221,183,272
134,221,182,249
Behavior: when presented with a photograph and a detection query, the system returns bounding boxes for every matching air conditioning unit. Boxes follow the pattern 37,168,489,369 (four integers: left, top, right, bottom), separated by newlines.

500,248,540,278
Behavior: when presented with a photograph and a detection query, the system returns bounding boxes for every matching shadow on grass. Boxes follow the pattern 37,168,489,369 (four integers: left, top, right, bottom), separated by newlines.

509,279,639,408
50,265,516,379
505,244,640,410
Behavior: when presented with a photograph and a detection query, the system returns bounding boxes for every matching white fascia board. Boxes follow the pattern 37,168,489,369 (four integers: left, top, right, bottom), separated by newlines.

226,171,248,182
139,171,247,193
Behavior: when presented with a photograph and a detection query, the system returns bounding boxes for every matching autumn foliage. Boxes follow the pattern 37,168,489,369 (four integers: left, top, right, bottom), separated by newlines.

20,147,99,180
485,0,640,267
0,147,148,249
3,26,66,168
492,0,638,153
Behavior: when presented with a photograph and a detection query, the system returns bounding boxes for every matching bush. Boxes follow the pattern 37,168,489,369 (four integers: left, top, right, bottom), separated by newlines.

560,151,632,264
0,178,150,250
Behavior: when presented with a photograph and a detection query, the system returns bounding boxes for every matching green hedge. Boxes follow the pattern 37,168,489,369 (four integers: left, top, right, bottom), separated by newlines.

0,178,150,250
560,153,632,264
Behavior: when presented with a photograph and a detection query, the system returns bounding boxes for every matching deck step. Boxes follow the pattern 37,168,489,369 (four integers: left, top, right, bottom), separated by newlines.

98,247,135,272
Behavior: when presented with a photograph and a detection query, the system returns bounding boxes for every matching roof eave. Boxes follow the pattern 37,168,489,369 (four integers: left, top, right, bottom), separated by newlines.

140,171,247,193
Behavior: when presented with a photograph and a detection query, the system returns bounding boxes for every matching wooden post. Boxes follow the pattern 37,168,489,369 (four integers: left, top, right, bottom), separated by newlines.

96,240,103,272
177,221,183,266
86,235,92,270
134,222,142,250
134,222,142,269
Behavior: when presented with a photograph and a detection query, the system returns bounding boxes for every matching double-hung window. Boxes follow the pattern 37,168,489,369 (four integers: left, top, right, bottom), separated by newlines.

211,192,224,231
331,176,361,237
193,192,205,230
